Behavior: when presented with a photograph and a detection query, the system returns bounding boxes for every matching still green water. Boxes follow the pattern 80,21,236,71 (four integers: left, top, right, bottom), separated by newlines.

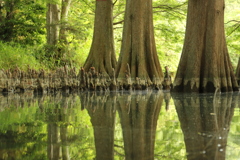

0,91,239,160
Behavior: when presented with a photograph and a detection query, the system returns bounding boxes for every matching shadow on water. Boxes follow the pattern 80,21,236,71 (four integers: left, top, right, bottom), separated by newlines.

0,91,239,159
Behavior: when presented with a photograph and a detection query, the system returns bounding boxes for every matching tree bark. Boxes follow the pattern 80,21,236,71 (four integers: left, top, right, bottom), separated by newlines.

59,0,72,44
116,0,163,89
235,57,240,85
172,0,238,93
84,0,117,78
46,2,60,46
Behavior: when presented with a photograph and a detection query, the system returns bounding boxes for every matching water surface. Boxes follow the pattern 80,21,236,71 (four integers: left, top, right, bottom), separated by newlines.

0,91,239,160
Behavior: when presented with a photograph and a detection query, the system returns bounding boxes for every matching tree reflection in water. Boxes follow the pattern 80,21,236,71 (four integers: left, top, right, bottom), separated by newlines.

80,92,116,160
172,93,236,160
79,91,163,160
41,93,74,160
0,91,239,159
116,91,163,160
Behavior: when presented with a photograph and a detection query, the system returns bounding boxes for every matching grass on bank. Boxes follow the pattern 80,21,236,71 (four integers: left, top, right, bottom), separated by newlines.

0,41,89,71
0,41,44,70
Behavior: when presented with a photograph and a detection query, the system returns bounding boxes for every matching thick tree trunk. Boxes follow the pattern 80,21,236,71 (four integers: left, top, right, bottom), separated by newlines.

116,0,163,89
173,0,238,93
84,0,117,78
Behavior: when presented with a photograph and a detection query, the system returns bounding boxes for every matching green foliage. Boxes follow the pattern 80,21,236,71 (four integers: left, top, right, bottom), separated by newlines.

0,0,46,45
0,95,96,159
153,0,187,73
57,0,94,68
113,0,126,57
0,41,44,70
226,108,240,159
0,0,240,73
225,0,240,68
155,100,186,160
72,38,92,67
0,94,240,159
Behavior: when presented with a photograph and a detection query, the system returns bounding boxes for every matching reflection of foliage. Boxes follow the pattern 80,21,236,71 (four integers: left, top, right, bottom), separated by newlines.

227,108,240,159
0,93,95,160
114,112,125,158
155,99,186,160
0,129,47,159
0,92,239,159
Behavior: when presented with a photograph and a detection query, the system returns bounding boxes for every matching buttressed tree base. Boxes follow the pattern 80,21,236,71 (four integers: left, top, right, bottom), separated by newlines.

172,0,239,93
84,0,117,79
116,0,164,90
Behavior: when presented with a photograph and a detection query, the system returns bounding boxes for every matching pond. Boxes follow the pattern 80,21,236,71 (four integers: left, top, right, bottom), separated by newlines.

0,91,239,160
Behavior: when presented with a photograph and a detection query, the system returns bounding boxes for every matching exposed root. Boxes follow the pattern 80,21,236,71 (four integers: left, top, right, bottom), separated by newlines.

0,65,172,93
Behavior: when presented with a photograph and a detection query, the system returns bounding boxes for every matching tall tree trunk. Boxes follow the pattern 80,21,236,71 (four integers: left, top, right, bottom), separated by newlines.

59,0,72,60
116,0,163,89
59,0,71,44
46,2,60,46
84,0,117,78
235,57,240,85
172,0,238,93
46,0,73,65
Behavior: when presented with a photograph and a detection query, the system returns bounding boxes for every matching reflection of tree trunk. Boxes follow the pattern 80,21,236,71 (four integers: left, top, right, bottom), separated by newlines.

47,123,60,160
60,125,70,160
46,95,72,160
82,92,116,160
117,91,163,160
163,92,171,111
172,93,236,160
59,95,70,160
